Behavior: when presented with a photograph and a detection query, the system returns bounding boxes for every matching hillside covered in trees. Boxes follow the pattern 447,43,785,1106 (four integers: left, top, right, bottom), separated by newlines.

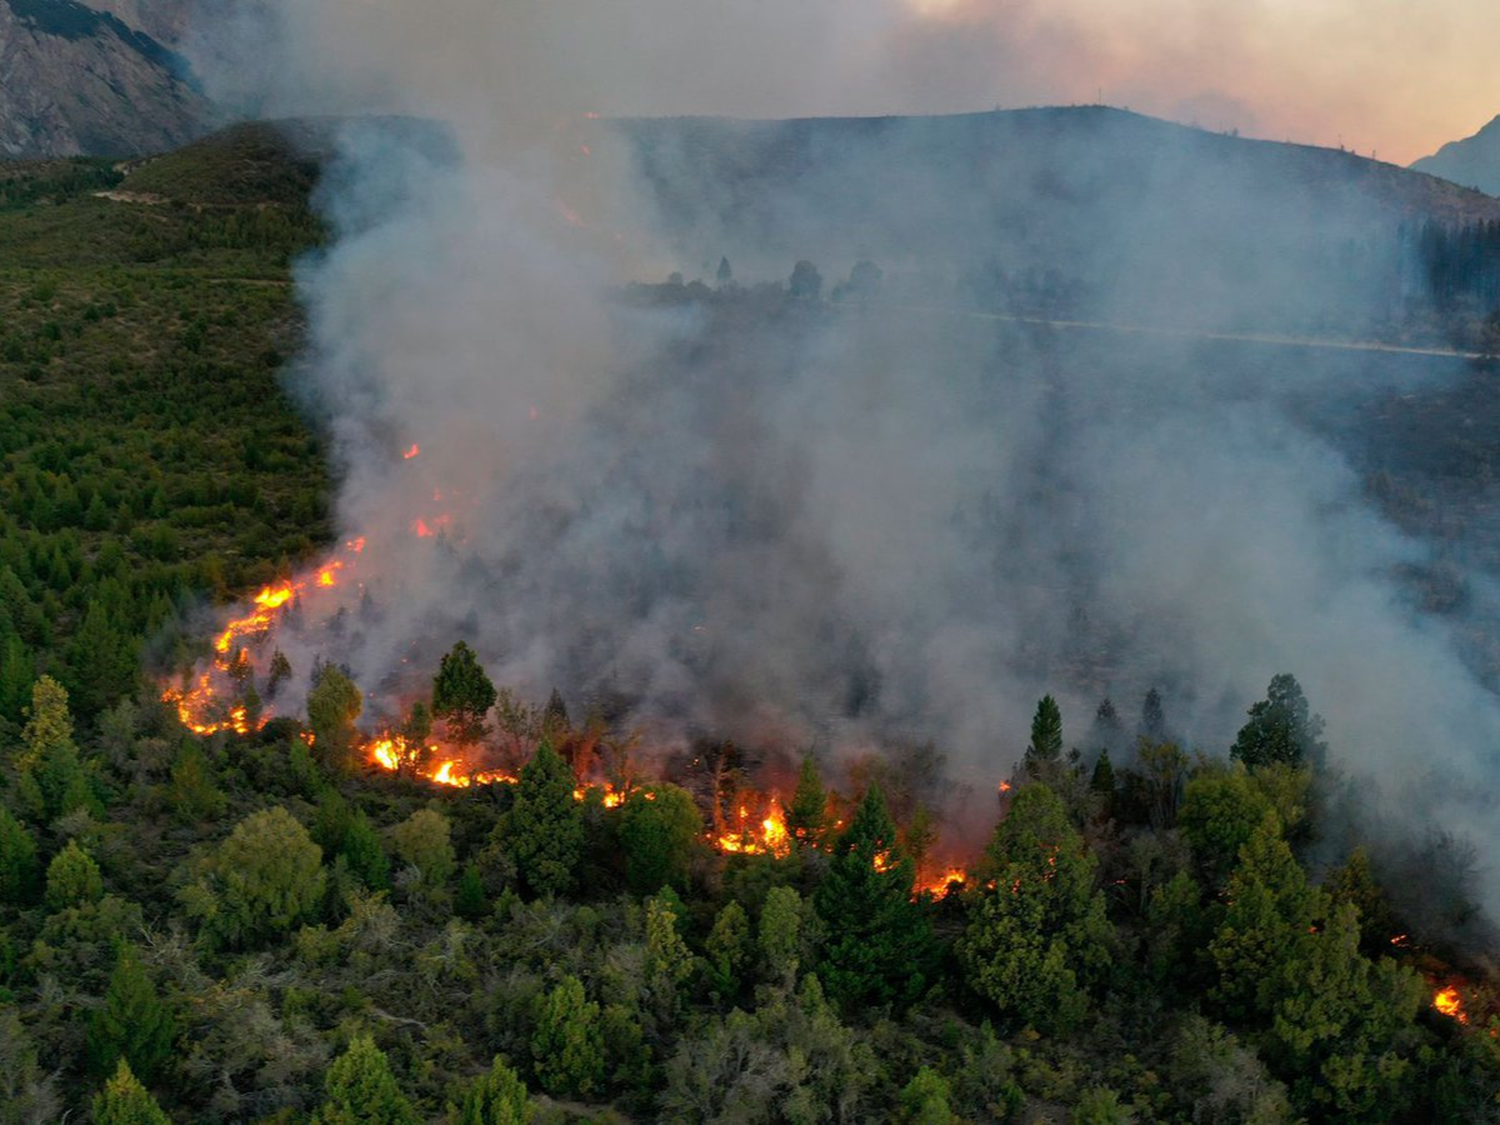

4,122,1500,1123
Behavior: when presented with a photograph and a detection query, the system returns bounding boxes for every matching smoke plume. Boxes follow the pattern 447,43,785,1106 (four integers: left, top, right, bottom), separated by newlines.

191,3,1500,912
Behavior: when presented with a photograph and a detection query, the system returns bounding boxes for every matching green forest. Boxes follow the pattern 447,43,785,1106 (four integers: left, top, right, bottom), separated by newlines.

1,127,1499,1124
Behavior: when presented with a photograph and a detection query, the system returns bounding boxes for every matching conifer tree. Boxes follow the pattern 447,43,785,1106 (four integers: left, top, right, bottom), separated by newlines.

1231,673,1327,769
758,884,804,988
531,975,605,1098
92,1059,169,1125
814,782,935,1010
0,805,40,905
45,838,103,909
453,1056,531,1125
619,783,702,895
1209,813,1319,1021
306,665,362,769
497,739,582,897
432,641,497,750
786,753,827,845
341,810,391,890
316,1035,419,1125
87,946,176,1085
958,784,1112,1034
1023,695,1064,782
193,806,325,948
705,900,751,1002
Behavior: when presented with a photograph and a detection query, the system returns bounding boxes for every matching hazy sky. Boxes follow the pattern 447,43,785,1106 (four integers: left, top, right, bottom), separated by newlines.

220,1,1500,165
886,0,1500,164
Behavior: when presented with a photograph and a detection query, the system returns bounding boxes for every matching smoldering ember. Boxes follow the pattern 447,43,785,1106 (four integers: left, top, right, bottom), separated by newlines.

5,2,1500,1122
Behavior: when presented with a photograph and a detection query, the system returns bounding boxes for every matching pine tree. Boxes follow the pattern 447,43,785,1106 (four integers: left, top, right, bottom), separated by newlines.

432,641,497,750
958,784,1113,1034
20,675,92,819
619,783,702,895
316,1035,419,1125
1209,814,1319,1021
813,782,936,1011
497,739,582,897
705,900,751,1002
341,810,391,890
786,753,826,844
45,838,103,909
86,946,176,1085
453,1056,531,1125
306,665,362,769
1231,673,1327,769
758,885,804,988
1023,695,1063,781
455,863,487,920
1140,687,1166,741
195,806,326,948
531,975,605,1098
92,1059,169,1125
0,805,40,905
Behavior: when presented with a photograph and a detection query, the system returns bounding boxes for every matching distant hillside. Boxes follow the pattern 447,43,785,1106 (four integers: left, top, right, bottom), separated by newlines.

0,0,210,157
620,107,1500,335
1412,116,1500,198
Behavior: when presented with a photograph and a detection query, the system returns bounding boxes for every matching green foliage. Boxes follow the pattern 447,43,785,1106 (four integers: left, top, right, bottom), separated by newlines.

188,805,326,948
900,1066,956,1124
45,837,103,909
342,809,392,891
316,1034,420,1125
453,1055,531,1124
758,884,805,988
1209,815,1319,1022
1071,1086,1132,1124
1230,673,1326,769
531,975,605,1098
455,863,487,920
432,641,497,749
92,1059,169,1125
786,753,826,845
86,946,176,1085
18,674,97,820
167,743,226,823
1178,767,1273,887
307,665,362,768
705,900,751,1001
960,784,1112,1034
814,782,935,1012
0,805,40,904
1024,694,1064,777
391,807,457,889
619,783,702,895
497,740,582,898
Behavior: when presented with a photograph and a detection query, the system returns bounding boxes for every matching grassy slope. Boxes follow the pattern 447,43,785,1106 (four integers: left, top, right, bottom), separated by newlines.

0,123,331,725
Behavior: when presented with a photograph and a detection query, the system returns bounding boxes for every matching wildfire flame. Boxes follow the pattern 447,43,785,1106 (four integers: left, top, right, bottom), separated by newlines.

923,867,967,898
403,444,420,460
1434,985,1469,1024
717,796,791,858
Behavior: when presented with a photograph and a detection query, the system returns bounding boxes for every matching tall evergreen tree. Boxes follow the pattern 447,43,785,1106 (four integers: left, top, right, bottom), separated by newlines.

306,665,362,769
0,805,40,905
619,783,702,895
316,1035,419,1125
496,739,582,898
531,975,605,1098
432,641,497,750
1140,687,1167,741
87,946,176,1085
813,782,936,1011
453,1056,531,1125
92,1059,169,1125
785,753,827,845
1024,695,1064,777
1230,673,1327,769
959,784,1113,1034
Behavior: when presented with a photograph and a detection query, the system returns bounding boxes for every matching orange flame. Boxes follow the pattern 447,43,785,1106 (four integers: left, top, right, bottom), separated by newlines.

1435,986,1469,1024
403,444,420,460
923,868,968,898
716,795,791,858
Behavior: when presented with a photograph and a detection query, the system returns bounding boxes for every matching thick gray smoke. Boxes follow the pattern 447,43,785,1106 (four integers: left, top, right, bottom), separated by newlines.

194,4,1500,907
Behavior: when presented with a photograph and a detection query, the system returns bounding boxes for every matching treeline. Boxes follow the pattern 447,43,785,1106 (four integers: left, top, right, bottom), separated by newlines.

2,647,1497,1122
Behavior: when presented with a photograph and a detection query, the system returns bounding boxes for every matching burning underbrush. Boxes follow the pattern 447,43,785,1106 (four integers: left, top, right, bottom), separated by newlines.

159,528,975,896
